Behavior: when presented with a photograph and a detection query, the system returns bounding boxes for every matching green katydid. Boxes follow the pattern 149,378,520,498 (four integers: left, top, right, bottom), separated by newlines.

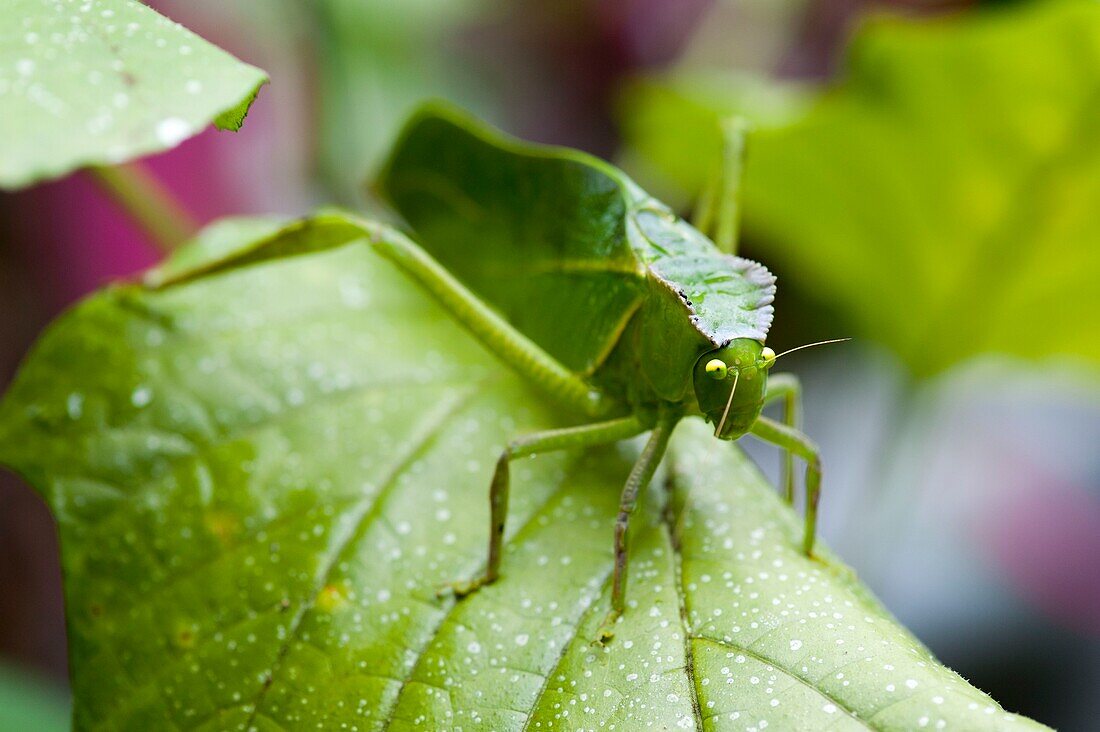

148,103,842,641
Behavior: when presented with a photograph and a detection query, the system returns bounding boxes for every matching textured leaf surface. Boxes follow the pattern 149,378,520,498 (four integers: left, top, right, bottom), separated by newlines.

0,0,267,189
0,218,1047,730
621,1,1100,376
379,105,775,376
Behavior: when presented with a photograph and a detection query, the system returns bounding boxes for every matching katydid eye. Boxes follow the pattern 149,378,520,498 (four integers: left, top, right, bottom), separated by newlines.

761,347,776,369
705,359,728,380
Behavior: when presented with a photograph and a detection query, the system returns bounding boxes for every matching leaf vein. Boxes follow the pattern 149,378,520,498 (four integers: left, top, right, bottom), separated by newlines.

240,383,482,730
691,636,876,730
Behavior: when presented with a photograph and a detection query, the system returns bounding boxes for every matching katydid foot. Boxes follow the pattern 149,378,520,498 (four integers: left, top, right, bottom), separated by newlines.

595,609,621,645
436,573,494,600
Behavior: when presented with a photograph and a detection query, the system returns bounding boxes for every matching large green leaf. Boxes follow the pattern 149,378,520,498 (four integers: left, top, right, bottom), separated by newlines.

0,217,1047,730
620,0,1100,377
0,0,267,190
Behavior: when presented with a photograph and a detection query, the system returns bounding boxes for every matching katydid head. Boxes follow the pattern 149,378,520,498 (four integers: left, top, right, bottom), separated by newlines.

692,338,774,440
692,337,850,439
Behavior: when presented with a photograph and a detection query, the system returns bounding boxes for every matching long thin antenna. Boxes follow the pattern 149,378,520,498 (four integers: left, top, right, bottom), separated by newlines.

715,370,740,437
772,338,851,361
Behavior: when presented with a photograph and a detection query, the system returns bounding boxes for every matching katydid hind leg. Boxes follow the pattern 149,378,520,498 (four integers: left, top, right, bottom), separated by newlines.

367,226,613,418
749,415,822,557
762,373,803,504
596,412,680,643
439,416,647,599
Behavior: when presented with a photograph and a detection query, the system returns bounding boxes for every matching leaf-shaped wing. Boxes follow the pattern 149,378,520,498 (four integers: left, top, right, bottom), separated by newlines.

378,104,649,375
379,105,777,380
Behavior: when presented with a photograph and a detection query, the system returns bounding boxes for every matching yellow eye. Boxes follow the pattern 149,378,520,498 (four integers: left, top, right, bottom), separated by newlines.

705,359,728,380
761,347,776,369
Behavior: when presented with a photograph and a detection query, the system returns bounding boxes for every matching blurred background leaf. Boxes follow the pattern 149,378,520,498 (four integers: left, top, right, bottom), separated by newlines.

0,662,69,732
621,0,1100,377
309,0,493,203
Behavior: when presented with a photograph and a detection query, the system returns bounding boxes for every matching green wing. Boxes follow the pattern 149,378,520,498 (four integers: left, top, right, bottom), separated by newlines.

377,104,648,374
378,104,775,381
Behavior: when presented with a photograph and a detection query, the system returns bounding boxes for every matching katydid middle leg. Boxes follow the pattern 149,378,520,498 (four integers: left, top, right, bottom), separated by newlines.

597,409,680,642
749,414,822,556
441,415,647,598
762,373,803,504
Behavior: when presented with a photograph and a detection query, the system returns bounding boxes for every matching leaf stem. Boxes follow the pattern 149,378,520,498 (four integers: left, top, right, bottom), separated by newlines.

87,163,198,253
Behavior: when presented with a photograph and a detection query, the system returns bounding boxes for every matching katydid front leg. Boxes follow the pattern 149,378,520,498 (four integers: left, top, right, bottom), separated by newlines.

597,409,680,643
749,414,822,556
762,373,803,504
440,416,647,598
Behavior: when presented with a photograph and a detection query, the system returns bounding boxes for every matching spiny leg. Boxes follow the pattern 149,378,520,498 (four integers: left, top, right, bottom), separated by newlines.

749,415,821,556
762,373,803,504
440,415,647,598
597,410,681,643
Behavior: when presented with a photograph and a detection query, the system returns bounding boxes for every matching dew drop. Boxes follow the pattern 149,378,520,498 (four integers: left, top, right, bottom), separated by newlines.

155,117,190,146
66,392,84,420
131,386,152,407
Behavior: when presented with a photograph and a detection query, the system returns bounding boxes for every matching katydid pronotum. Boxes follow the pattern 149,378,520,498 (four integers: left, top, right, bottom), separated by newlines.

149,104,843,641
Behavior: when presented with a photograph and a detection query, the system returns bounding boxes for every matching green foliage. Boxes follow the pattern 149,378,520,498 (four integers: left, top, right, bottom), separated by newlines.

310,0,489,201
0,664,69,732
0,217,1047,730
0,0,267,190
617,72,808,208
621,1,1100,376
